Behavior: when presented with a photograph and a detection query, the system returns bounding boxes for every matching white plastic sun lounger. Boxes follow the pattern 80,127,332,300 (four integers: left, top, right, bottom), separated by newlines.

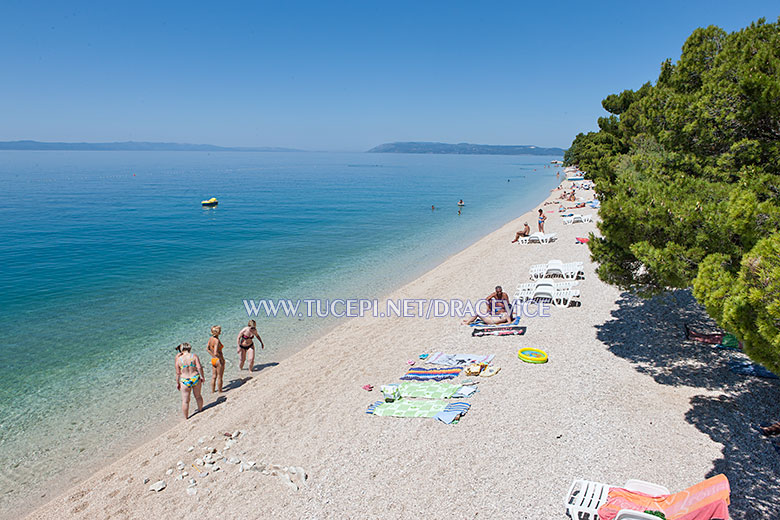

562,214,593,225
512,284,579,308
552,288,580,307
515,280,579,293
529,260,584,280
517,232,557,245
565,479,670,520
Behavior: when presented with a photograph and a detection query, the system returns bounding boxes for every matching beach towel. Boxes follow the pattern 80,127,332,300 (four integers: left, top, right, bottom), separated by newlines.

597,474,730,520
399,366,462,381
380,382,464,400
728,360,778,379
472,326,526,337
366,399,448,418
426,352,496,365
686,325,742,350
398,381,460,399
575,237,589,244
434,402,472,424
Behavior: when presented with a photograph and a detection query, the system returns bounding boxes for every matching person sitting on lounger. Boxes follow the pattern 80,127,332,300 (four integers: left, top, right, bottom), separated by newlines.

511,223,531,243
463,285,512,325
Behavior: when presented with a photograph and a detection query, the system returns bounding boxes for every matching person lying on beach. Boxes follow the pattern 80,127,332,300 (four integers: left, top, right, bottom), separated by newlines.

511,223,531,242
568,202,586,209
237,319,265,372
175,342,205,419
207,325,225,393
462,285,512,325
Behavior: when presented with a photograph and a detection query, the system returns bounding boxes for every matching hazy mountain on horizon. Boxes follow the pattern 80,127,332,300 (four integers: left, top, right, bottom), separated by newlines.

368,141,565,156
0,140,304,152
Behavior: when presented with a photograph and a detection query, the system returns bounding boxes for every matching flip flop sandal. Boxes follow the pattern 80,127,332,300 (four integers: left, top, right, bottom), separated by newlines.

362,384,373,391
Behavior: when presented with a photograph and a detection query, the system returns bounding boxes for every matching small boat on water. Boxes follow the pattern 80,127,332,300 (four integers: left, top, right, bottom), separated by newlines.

201,197,218,207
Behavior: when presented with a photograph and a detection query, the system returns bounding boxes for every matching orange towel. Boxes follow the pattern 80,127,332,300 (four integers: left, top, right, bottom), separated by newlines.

597,474,730,520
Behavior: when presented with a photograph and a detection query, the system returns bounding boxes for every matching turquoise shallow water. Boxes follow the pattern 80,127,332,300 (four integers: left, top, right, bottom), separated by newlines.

0,151,560,509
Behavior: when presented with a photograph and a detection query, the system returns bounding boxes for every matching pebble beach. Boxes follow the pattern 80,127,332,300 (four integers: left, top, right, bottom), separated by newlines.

24,181,780,519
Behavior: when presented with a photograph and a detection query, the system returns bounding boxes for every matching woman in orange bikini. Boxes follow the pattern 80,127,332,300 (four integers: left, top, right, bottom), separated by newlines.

207,325,225,393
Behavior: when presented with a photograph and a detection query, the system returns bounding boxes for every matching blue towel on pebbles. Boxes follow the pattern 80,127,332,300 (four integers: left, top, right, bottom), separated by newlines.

434,402,471,424
728,360,778,379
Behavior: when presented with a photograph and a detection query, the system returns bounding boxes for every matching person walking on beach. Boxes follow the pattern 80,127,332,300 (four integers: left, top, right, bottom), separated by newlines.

207,325,225,393
237,319,265,372
511,222,531,242
538,209,547,233
175,342,205,419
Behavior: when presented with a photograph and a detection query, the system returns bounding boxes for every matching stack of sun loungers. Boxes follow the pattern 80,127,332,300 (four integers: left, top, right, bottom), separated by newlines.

512,279,580,308
529,259,585,280
516,231,558,244
562,213,593,225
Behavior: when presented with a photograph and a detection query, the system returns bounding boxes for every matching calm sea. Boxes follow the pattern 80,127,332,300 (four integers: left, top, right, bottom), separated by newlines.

0,151,560,512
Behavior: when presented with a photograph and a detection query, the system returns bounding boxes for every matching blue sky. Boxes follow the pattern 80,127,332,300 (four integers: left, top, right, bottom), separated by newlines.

0,1,777,151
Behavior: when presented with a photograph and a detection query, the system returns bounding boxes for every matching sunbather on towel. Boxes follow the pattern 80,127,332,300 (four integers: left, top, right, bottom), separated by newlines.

463,285,511,325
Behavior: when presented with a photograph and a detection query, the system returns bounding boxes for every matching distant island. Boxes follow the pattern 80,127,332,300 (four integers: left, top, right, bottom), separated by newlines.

0,140,303,152
367,141,565,156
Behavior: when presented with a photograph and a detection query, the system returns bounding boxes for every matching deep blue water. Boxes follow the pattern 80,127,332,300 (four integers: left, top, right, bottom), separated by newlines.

0,151,560,507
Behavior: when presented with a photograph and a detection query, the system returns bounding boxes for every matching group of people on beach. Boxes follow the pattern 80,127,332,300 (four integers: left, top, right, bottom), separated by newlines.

174,320,265,419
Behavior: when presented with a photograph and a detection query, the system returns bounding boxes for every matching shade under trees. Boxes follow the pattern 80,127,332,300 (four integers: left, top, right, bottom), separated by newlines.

564,18,780,373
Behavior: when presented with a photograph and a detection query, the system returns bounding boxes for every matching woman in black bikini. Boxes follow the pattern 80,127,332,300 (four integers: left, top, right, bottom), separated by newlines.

237,319,265,372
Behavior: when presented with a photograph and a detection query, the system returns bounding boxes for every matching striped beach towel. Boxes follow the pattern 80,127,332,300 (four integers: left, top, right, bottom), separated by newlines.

400,366,462,381
597,474,730,520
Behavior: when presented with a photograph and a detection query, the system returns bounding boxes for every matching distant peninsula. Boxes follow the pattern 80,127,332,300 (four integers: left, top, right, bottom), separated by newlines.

367,141,565,156
0,140,303,152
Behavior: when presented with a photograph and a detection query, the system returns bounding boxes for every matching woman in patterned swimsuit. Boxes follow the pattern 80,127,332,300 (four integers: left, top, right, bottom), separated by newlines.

175,342,205,419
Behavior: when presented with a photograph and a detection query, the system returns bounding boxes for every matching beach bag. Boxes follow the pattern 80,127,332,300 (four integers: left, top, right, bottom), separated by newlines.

380,384,400,402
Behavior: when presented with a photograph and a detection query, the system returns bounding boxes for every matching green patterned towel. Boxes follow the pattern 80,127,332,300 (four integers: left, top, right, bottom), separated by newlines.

369,399,449,417
399,381,460,400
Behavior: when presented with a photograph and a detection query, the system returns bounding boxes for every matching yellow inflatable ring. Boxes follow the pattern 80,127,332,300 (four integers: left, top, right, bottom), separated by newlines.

518,347,548,364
